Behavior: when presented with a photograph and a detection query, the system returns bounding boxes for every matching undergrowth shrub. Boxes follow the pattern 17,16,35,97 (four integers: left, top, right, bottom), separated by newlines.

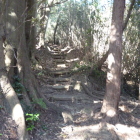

12,75,24,99
26,113,40,131
90,65,106,87
32,98,47,109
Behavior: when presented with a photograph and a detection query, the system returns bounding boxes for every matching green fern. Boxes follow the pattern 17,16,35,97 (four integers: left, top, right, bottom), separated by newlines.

33,98,47,109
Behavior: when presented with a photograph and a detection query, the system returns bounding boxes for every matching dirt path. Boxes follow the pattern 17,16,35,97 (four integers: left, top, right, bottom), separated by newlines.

30,45,140,140
0,46,139,140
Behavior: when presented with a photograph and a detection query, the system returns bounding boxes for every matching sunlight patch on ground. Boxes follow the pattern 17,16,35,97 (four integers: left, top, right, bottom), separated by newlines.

115,124,140,140
61,124,101,140
61,124,100,134
60,123,140,140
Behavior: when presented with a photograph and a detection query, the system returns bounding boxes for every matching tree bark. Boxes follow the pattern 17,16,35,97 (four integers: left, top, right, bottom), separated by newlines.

93,0,135,71
97,50,109,70
3,0,19,82
0,6,28,139
25,0,37,60
17,0,70,115
17,0,39,102
54,14,60,44
101,0,125,124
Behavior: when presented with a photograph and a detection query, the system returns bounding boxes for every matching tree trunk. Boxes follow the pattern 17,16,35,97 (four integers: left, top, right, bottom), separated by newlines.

17,0,68,115
92,0,135,71
17,0,39,102
97,50,109,70
101,0,125,124
123,0,136,31
25,0,37,61
0,7,28,139
3,0,19,82
37,0,52,46
54,14,60,44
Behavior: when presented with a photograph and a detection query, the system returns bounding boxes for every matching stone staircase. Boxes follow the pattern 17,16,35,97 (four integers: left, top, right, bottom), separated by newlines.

45,45,91,102
46,45,73,90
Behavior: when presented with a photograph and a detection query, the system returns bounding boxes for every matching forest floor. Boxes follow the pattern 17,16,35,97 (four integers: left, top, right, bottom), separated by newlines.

0,46,140,140
0,107,18,140
28,46,140,140
28,72,140,140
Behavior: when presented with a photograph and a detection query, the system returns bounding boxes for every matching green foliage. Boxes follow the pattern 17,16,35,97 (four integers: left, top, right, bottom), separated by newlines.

31,17,39,24
90,65,106,88
77,64,90,70
26,125,35,131
91,66,105,79
12,75,24,98
0,133,2,136
26,113,39,121
47,0,109,49
37,71,45,76
26,113,40,131
72,63,91,73
32,98,47,109
41,124,48,131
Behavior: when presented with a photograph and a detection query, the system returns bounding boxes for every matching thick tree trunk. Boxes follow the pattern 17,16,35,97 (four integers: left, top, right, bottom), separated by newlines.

25,0,37,61
92,0,135,71
17,0,39,102
3,0,19,82
17,0,71,116
0,17,28,140
101,0,125,124
5,0,31,106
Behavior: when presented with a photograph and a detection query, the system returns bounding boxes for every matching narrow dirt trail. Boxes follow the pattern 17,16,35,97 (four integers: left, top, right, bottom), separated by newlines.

32,45,140,140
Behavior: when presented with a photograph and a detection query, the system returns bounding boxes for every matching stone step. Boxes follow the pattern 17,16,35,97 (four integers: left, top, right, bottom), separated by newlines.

46,94,90,101
49,70,70,75
51,53,66,56
52,50,61,53
53,62,68,65
52,55,66,59
50,51,67,55
49,67,69,71
53,58,79,64
53,59,65,63
48,77,71,82
53,62,70,67
50,52,61,55
46,85,73,90
57,64,69,68
53,48,60,51
65,58,79,63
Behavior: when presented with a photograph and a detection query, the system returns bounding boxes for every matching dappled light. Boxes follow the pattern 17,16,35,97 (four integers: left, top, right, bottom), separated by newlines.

0,0,140,139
